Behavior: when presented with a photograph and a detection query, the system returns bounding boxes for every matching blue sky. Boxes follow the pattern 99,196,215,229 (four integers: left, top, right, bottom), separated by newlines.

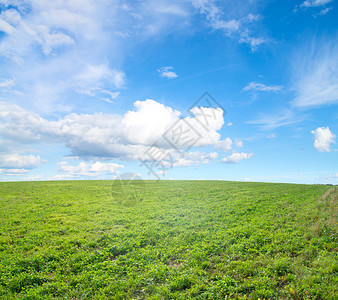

0,0,337,183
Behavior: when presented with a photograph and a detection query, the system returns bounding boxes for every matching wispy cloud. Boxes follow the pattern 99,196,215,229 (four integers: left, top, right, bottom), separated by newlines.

291,38,338,107
294,0,333,14
0,0,190,113
157,66,178,79
221,152,253,163
247,110,301,130
300,0,333,8
243,82,283,93
191,1,267,50
315,7,333,15
101,91,120,103
0,18,15,35
0,79,15,89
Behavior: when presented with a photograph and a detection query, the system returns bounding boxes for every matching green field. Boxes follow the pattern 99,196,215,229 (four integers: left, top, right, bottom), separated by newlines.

0,181,337,299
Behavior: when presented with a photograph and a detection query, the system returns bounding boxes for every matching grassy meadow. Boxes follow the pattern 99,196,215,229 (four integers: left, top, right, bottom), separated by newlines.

0,180,337,299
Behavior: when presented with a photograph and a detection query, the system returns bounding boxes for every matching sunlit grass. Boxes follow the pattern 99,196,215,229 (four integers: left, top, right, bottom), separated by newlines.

0,181,337,299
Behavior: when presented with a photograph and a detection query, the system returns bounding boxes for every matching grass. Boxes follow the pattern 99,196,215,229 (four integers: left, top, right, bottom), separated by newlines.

0,180,337,299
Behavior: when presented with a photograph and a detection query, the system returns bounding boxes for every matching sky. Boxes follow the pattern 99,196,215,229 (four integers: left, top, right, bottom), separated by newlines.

0,0,337,184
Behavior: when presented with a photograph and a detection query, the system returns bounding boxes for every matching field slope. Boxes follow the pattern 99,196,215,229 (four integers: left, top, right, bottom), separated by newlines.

0,181,337,299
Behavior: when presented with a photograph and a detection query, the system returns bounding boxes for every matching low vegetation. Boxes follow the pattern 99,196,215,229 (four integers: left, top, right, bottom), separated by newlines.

0,180,337,299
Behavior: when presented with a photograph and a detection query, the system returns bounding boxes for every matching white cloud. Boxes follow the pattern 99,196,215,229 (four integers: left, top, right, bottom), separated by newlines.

75,64,125,89
122,99,180,145
0,1,191,113
37,27,75,56
24,174,43,181
300,0,332,8
239,36,266,51
5,169,29,175
227,121,232,126
157,66,178,79
214,137,233,152
247,110,300,129
243,82,283,92
212,19,241,33
0,79,15,89
292,39,338,107
316,7,333,15
191,1,266,50
0,100,229,160
208,152,219,159
0,18,15,34
221,152,253,163
146,0,190,17
101,90,120,103
0,153,45,169
185,151,219,164
311,127,336,152
245,13,261,22
235,140,243,148
57,161,124,178
50,174,74,180
0,7,21,24
76,88,120,103
162,151,219,168
187,106,225,146
0,0,269,117
89,161,124,173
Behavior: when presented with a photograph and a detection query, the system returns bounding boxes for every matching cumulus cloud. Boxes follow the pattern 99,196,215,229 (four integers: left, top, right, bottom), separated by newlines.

122,99,180,145
50,174,74,180
243,82,283,92
185,107,225,146
235,140,243,148
163,151,219,168
183,151,218,164
221,152,253,163
0,153,45,169
157,66,178,79
311,127,336,152
56,161,124,178
214,137,233,152
0,100,231,161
